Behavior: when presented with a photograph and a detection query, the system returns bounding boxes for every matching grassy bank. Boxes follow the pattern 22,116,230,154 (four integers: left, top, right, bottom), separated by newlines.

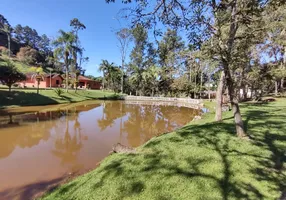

0,89,119,108
41,99,286,200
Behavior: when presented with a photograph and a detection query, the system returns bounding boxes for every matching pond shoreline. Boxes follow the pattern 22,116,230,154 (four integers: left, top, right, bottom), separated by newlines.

40,99,286,200
0,100,201,200
36,103,207,199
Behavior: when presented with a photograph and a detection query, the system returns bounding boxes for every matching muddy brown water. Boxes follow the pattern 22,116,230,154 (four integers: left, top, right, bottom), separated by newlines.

0,100,199,200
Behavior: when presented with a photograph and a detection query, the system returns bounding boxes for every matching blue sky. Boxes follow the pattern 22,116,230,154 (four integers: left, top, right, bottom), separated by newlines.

1,0,136,77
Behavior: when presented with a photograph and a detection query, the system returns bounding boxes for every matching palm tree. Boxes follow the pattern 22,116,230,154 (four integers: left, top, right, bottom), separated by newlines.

143,66,160,96
99,60,115,90
30,67,45,94
70,46,83,92
129,65,144,96
53,30,76,92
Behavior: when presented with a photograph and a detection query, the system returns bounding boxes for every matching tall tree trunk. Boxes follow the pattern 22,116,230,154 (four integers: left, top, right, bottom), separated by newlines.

64,51,69,93
243,85,248,100
7,33,11,58
194,72,197,98
275,81,278,96
282,46,286,91
102,73,105,91
37,80,40,94
215,71,225,121
8,85,11,92
224,66,247,137
75,79,78,93
218,0,246,137
208,74,211,100
66,66,69,92
121,61,124,94
200,70,203,99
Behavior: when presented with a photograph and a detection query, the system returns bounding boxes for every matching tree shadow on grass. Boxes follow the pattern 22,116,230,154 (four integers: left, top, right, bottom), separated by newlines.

41,102,286,200
0,177,66,200
0,90,59,107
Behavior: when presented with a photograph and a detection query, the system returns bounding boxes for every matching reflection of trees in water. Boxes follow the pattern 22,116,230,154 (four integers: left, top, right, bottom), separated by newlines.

52,110,84,171
0,103,99,161
122,104,199,147
95,101,199,147
0,112,55,159
97,102,127,131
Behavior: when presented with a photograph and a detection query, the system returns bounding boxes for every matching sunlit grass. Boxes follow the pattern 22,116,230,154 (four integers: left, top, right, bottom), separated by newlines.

41,99,286,200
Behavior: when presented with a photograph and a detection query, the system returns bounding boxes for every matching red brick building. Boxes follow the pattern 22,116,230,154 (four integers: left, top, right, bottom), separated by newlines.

19,74,101,90
20,74,64,88
77,75,101,89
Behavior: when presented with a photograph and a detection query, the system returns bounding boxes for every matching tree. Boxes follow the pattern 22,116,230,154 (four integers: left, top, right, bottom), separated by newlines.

99,59,111,90
0,14,12,57
130,24,147,66
17,47,38,65
261,4,286,93
70,18,87,92
13,24,52,63
106,0,274,137
215,71,225,121
129,64,144,96
0,60,26,92
53,30,76,92
128,24,150,95
99,60,121,91
70,18,86,37
142,65,160,96
30,67,45,94
116,28,132,93
158,29,185,96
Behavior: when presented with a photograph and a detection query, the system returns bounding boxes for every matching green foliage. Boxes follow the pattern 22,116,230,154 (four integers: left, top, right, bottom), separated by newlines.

99,60,122,92
54,88,64,97
13,24,51,53
0,60,26,91
0,46,10,57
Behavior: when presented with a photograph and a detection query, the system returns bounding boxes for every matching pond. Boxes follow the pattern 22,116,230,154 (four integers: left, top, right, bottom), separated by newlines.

0,100,199,199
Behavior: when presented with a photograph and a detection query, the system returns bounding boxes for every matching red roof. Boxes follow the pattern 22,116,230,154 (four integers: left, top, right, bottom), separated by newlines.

78,75,92,81
45,74,64,79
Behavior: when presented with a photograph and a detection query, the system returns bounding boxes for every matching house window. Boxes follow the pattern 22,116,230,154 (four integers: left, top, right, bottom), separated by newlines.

56,80,60,85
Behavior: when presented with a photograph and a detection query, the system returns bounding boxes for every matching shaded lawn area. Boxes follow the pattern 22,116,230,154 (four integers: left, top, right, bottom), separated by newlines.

0,89,119,108
41,99,286,200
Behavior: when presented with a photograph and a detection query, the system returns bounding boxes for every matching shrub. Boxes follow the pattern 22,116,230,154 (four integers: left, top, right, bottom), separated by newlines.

54,88,64,97
0,46,11,57
17,47,38,65
0,60,26,92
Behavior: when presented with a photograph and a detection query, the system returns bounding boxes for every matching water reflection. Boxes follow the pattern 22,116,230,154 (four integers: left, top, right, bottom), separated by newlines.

97,102,199,147
0,101,199,199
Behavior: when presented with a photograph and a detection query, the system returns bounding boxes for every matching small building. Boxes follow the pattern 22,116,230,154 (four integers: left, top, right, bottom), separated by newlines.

19,73,101,90
77,75,101,90
20,73,64,88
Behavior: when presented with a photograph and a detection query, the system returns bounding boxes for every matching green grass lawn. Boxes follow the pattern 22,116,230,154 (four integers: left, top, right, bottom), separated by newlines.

0,89,119,108
41,99,286,200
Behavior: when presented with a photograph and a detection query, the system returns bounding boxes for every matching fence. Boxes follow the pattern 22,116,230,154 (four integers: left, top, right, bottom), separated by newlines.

123,96,203,109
